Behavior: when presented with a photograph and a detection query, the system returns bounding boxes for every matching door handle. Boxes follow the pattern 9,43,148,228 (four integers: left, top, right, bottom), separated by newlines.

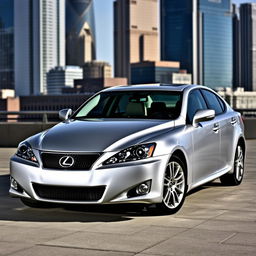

231,117,237,125
213,123,220,132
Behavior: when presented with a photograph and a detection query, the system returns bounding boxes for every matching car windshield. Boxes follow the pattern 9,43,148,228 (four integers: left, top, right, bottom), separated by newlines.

74,91,182,120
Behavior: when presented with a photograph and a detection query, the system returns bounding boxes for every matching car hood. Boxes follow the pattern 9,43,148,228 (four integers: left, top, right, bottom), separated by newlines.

28,119,174,152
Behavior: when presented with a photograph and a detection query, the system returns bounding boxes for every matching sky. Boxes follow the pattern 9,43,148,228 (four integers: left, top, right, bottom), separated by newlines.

94,0,256,69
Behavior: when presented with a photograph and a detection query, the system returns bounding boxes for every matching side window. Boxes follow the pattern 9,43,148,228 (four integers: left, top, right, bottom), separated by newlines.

201,90,224,115
216,96,226,112
187,90,208,124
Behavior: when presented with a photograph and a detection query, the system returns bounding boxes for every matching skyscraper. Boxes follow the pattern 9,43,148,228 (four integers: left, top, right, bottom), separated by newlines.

66,0,96,66
47,66,83,94
14,0,65,96
233,4,241,89
240,3,256,91
161,0,195,81
114,0,159,82
0,0,14,90
161,0,233,89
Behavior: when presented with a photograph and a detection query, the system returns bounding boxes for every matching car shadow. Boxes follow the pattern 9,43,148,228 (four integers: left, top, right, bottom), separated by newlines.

0,174,147,223
186,180,224,196
0,175,226,221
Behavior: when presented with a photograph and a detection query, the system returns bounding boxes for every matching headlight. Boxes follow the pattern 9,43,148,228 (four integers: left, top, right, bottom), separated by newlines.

16,142,38,163
103,143,156,165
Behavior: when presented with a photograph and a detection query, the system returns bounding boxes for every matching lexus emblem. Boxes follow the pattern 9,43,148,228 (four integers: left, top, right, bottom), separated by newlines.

59,156,75,168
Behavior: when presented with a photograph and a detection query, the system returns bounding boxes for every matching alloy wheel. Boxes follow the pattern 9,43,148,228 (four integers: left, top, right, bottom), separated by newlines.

163,161,185,209
235,145,244,182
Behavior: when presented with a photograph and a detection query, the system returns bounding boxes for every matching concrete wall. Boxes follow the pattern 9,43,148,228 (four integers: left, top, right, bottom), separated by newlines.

0,123,56,147
243,118,256,139
0,119,255,147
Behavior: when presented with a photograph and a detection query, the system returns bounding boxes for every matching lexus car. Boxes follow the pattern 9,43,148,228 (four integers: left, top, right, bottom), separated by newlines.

9,84,246,214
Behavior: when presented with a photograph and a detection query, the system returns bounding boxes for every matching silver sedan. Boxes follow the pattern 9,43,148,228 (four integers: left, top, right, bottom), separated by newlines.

9,84,246,214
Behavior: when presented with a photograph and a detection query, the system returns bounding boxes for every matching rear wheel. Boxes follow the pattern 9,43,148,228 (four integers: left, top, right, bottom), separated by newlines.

220,144,244,186
157,155,187,214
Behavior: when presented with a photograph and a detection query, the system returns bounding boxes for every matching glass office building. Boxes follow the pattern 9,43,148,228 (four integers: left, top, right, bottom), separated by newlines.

199,0,232,88
0,0,14,90
66,0,96,66
161,0,194,75
161,0,233,89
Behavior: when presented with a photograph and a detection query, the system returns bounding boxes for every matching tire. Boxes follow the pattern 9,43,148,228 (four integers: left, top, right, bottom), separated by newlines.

220,144,244,186
157,155,187,214
20,198,53,208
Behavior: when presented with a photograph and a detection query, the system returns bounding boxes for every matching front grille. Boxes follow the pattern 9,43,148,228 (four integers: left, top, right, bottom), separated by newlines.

33,183,105,201
41,152,101,170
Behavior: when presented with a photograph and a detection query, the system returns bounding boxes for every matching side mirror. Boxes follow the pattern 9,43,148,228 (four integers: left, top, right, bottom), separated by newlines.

59,108,73,121
192,109,215,127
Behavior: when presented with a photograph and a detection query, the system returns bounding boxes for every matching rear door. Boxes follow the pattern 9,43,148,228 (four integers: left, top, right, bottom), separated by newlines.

201,90,234,171
201,89,237,169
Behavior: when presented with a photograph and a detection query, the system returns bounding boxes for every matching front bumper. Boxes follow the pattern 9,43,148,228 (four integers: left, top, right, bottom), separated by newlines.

9,154,170,205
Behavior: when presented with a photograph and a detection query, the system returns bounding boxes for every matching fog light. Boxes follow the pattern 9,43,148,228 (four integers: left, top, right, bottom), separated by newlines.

10,177,18,190
10,177,23,193
127,180,152,198
136,183,150,195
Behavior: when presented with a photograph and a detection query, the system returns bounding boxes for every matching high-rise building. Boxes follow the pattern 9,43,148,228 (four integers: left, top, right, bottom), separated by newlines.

233,4,241,89
14,0,65,96
0,0,14,90
114,0,159,83
161,0,233,89
47,66,83,95
66,0,96,66
240,3,256,91
131,61,192,85
83,61,112,79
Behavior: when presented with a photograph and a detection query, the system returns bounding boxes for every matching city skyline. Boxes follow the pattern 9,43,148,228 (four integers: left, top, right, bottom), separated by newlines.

95,0,256,69
0,0,255,95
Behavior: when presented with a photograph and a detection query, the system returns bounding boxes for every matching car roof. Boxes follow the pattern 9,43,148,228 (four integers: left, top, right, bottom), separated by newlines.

103,84,200,92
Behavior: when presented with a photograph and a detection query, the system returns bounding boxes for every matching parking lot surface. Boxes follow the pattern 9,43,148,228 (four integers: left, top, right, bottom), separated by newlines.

0,142,255,256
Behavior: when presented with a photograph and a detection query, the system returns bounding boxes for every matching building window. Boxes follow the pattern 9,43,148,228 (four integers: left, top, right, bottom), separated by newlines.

152,27,158,31
131,0,137,4
131,25,138,29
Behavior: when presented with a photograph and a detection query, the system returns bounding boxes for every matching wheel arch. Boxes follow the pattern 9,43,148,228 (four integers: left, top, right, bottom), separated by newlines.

237,136,246,157
170,149,189,188
171,150,187,173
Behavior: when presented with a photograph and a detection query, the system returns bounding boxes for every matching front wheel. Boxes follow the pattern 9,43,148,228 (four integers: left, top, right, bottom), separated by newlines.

220,144,244,186
157,155,187,214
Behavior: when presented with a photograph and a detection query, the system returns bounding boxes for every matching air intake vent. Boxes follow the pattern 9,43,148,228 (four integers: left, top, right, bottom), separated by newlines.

33,183,105,201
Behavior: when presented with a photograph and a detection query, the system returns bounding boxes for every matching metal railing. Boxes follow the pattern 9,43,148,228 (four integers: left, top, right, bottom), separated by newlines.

234,109,256,118
0,111,59,122
1,109,256,123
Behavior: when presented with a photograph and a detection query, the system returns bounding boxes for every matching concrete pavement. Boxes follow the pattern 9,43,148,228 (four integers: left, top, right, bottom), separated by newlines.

0,142,255,256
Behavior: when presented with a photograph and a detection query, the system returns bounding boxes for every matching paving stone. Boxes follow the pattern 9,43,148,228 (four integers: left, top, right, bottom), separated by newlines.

0,226,75,243
142,229,256,256
7,245,133,256
42,226,186,253
223,232,256,247
0,242,33,256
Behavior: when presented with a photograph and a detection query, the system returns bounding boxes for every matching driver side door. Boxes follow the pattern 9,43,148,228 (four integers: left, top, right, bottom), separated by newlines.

187,89,221,184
